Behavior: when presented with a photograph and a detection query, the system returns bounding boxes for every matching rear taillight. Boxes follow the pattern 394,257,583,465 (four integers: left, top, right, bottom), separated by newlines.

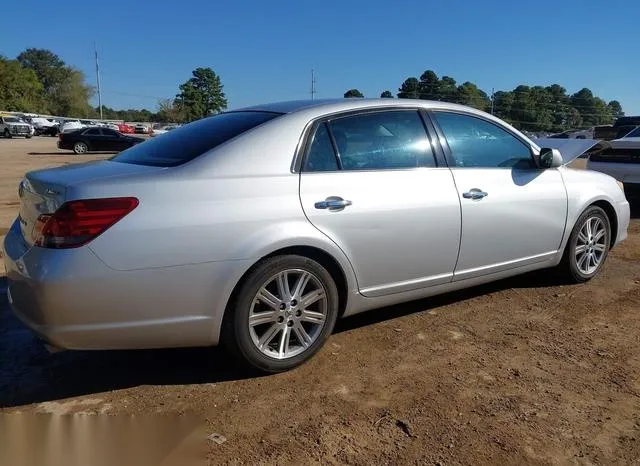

33,197,139,249
58,132,63,140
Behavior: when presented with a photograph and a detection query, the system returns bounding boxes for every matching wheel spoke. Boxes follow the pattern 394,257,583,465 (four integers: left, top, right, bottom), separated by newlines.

301,310,326,325
577,230,589,244
276,272,291,301
300,290,326,309
577,252,589,270
575,244,587,255
293,322,312,348
593,243,606,252
278,326,291,358
291,271,311,300
249,311,277,327
594,229,606,242
257,324,281,349
256,288,280,310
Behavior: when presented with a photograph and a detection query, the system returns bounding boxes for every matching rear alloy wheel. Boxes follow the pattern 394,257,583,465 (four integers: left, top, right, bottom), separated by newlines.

557,206,610,283
4,129,11,139
224,255,339,372
73,141,88,154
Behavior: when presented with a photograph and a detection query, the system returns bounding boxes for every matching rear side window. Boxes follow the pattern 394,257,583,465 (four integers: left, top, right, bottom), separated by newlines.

112,111,281,167
304,123,339,172
328,110,435,170
85,128,101,135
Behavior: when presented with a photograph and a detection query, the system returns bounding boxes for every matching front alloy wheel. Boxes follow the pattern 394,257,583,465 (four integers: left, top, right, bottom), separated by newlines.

574,216,607,275
224,255,339,372
557,205,610,283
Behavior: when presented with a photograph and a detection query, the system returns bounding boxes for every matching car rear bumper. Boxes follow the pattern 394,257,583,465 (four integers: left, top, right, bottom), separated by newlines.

2,218,250,350
57,141,73,150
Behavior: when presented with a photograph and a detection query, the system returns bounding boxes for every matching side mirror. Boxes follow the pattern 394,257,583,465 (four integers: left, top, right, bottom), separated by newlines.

539,148,563,168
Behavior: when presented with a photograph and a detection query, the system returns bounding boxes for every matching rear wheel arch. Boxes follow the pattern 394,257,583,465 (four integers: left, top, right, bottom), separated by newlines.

222,246,349,327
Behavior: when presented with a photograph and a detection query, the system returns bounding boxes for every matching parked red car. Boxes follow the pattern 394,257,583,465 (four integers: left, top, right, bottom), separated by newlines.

117,123,136,134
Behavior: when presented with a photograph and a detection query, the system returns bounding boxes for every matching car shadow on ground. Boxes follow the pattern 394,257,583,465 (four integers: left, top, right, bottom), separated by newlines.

27,152,117,156
0,269,569,408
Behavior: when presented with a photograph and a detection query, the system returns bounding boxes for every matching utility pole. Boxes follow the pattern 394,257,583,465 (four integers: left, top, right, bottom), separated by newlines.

310,69,316,100
94,42,103,120
490,87,495,115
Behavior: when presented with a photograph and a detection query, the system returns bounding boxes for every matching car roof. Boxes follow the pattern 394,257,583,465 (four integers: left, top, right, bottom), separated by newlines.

234,98,480,116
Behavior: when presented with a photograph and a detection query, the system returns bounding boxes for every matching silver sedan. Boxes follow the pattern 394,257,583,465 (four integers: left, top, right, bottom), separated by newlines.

3,99,631,372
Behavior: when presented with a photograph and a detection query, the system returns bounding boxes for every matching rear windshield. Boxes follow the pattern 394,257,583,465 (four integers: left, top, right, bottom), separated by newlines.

112,111,281,167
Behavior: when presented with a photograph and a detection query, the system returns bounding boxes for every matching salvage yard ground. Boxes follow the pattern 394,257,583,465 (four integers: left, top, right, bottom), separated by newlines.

0,137,639,464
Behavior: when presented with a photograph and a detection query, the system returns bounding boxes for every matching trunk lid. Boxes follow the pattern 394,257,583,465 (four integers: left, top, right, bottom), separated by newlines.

18,160,163,246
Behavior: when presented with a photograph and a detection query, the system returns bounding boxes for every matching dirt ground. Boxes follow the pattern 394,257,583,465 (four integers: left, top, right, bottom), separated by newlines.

0,137,639,465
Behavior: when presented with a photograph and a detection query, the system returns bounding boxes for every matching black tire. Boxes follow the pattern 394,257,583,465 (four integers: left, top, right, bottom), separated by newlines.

26,134,32,139
4,129,11,139
223,255,339,373
556,206,611,283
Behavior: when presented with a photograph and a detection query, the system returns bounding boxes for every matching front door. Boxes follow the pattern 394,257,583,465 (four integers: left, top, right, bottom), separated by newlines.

299,109,462,297
431,111,567,281
100,128,125,151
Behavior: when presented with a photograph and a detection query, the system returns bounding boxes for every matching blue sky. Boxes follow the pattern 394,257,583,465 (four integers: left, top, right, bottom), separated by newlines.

2,0,639,114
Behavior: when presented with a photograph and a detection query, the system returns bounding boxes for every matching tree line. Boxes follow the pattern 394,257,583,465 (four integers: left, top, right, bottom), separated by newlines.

0,49,626,131
0,48,227,123
345,70,625,133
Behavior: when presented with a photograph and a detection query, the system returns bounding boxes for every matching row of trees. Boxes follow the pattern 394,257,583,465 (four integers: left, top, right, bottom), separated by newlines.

0,49,94,117
344,70,625,133
0,49,626,131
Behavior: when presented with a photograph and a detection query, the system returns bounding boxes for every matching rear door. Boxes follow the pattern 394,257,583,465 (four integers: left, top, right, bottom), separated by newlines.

299,109,462,297
82,127,104,150
430,110,567,281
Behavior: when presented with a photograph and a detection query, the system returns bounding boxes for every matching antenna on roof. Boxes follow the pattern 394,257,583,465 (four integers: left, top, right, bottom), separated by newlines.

310,69,316,100
94,42,103,120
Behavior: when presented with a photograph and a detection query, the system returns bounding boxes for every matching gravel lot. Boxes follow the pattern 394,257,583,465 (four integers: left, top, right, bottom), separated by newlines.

1,137,639,465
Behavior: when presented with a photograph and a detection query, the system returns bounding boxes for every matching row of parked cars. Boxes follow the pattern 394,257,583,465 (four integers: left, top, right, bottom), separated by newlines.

1,113,181,140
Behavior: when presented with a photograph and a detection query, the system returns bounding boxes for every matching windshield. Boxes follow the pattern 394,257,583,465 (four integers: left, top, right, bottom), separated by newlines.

623,127,640,138
112,111,281,167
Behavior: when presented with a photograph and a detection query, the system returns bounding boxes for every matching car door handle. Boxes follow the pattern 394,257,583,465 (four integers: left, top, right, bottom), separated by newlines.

314,197,352,210
462,189,488,200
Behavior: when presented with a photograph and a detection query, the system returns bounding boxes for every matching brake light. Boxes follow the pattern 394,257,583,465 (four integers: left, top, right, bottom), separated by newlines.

33,197,139,249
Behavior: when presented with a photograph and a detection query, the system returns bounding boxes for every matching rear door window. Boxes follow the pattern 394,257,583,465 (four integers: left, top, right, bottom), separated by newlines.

112,111,281,167
327,110,435,170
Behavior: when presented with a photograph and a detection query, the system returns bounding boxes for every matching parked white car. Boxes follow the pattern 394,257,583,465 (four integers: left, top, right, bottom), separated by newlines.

60,120,85,133
0,116,33,138
587,127,640,200
29,117,56,135
150,125,179,137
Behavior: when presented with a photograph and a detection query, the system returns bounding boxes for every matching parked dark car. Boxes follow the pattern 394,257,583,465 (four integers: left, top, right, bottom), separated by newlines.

593,125,637,141
614,116,640,127
58,127,145,154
